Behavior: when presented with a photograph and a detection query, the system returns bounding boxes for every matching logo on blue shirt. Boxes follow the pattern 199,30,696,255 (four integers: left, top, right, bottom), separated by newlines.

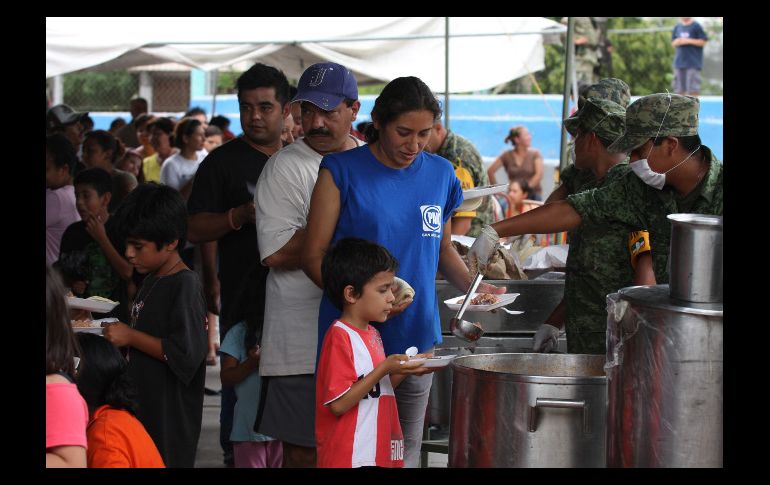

420,205,442,233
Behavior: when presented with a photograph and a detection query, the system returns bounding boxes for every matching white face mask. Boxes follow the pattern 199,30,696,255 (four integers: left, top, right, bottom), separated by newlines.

630,145,702,190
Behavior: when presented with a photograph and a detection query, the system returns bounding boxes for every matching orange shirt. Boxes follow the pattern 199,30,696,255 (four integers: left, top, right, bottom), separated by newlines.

86,405,165,468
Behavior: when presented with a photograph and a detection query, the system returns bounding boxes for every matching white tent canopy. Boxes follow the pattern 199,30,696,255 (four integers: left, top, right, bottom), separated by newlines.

46,17,565,93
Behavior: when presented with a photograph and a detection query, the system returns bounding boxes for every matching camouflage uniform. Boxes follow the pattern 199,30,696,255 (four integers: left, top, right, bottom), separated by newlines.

438,130,493,237
568,94,723,314
563,17,600,87
559,96,633,354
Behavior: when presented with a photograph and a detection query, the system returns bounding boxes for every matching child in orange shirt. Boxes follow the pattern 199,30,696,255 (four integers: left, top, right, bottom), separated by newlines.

76,333,165,468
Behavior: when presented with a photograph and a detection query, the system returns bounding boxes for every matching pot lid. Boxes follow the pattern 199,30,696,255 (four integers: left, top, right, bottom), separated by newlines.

617,285,723,316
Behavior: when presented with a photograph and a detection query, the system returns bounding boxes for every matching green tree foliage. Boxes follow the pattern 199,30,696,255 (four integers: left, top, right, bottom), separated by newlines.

63,71,139,111
515,17,720,96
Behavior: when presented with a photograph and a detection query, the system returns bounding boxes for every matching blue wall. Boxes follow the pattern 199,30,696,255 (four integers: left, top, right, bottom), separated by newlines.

89,94,724,162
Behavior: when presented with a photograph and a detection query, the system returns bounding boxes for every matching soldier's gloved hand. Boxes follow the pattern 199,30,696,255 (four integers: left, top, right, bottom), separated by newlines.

468,225,501,275
532,324,562,353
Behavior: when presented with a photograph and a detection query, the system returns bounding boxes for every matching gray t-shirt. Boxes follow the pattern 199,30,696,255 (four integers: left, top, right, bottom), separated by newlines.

255,137,364,375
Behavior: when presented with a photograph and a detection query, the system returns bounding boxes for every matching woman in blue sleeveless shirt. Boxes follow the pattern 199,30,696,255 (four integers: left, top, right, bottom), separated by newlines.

302,76,504,467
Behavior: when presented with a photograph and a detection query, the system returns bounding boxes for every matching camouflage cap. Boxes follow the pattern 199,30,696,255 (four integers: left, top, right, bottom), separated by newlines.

579,78,631,109
563,97,626,141
608,94,699,153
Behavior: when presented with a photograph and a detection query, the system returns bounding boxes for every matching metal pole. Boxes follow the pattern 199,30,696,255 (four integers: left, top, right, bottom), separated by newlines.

444,17,450,131
559,17,576,173
209,69,219,117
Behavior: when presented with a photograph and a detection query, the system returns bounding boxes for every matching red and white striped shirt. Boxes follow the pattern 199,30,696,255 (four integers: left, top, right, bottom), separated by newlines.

316,320,404,468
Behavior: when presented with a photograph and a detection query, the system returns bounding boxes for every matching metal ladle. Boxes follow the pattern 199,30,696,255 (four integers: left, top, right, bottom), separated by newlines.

449,271,485,342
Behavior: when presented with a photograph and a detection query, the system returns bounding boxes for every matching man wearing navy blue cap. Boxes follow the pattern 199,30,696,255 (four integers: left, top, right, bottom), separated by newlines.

254,62,362,467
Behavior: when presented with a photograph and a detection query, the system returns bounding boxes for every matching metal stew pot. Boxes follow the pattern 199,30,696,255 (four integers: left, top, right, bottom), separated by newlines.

448,353,607,468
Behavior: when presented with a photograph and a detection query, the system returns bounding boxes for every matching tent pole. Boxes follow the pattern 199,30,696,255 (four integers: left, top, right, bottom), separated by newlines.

444,17,450,131
559,17,576,174
210,69,219,117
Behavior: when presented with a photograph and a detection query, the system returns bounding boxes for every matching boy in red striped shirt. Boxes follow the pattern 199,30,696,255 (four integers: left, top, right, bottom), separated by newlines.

316,238,427,468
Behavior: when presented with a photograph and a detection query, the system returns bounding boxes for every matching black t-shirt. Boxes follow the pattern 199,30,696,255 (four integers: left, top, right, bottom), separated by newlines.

57,218,129,320
187,137,270,331
126,269,207,468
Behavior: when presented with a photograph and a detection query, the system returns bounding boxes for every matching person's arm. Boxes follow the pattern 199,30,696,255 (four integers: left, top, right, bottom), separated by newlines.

188,201,255,244
545,183,569,204
633,253,656,286
328,354,420,416
179,176,195,201
102,322,165,361
486,157,503,184
685,38,707,47
46,446,87,468
301,169,341,288
220,349,260,387
262,228,306,270
529,153,544,191
85,215,133,281
438,220,506,294
491,200,582,239
200,241,219,315
544,299,567,329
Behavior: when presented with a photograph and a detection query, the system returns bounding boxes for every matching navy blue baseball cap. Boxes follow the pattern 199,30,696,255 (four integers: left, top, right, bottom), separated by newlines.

292,62,358,110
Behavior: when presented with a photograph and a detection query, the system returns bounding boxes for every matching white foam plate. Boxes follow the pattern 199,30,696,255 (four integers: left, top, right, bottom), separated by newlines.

67,297,119,313
444,292,520,312
462,183,508,200
408,355,457,368
71,318,118,334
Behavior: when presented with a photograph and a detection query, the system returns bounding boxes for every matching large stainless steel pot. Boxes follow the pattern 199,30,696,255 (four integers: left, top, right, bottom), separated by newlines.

448,353,606,467
428,335,568,428
606,285,723,467
667,214,722,303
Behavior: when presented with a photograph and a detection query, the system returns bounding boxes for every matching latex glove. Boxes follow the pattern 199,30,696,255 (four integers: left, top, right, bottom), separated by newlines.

532,324,561,353
468,225,501,275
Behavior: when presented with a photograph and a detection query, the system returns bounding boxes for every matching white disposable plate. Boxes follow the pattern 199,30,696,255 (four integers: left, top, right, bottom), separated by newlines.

67,297,119,313
462,183,508,200
444,292,520,312
408,355,457,368
72,318,118,334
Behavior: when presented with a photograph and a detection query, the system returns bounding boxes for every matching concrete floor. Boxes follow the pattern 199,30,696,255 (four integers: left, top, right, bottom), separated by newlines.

193,358,447,468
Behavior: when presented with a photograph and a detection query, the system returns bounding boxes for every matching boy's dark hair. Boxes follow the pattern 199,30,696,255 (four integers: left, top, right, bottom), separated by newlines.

46,133,78,175
236,63,290,106
76,333,140,415
209,115,231,130
74,167,113,195
322,238,399,311
366,76,442,144
112,182,188,251
46,266,80,376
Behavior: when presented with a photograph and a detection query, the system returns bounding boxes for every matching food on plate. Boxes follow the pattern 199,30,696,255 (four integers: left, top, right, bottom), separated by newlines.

71,319,94,328
86,296,117,304
457,293,499,306
392,277,415,306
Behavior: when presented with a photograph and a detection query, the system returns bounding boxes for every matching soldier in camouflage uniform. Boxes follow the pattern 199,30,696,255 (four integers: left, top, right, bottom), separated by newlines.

534,79,633,354
470,93,723,353
562,17,600,89
427,120,492,237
